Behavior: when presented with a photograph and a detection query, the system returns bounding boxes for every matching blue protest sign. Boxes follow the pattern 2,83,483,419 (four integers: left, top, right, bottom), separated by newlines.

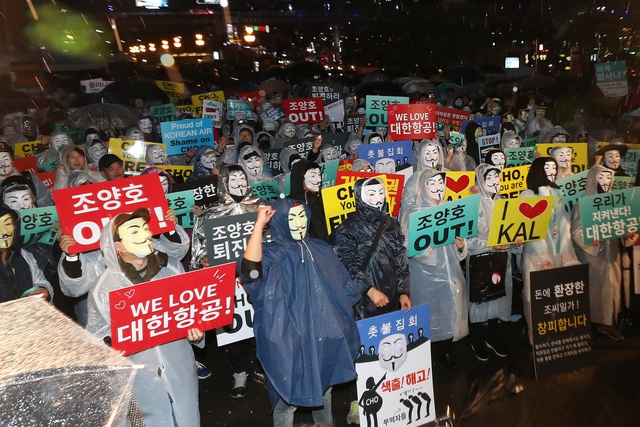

460,116,501,134
357,140,414,176
161,118,214,155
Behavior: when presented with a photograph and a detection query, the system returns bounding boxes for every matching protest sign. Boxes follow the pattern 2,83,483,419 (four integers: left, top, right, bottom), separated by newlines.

109,262,236,356
612,176,636,191
14,156,37,174
215,278,256,346
324,99,345,124
175,105,197,117
521,136,539,148
460,116,500,134
263,148,283,177
499,164,530,198
387,103,436,141
338,158,356,172
284,132,348,160
345,114,366,133
487,196,555,246
477,133,501,163
408,194,480,256
150,104,176,124
201,100,224,122
237,91,266,108
444,171,475,201
160,118,214,156
52,174,172,254
258,106,285,123
108,138,167,175
505,146,536,167
19,206,57,247
434,105,470,132
226,99,254,120
355,304,435,426
536,143,588,174
80,78,112,93
283,98,325,124
320,159,340,188
249,180,280,201
595,61,628,97
621,150,639,177
13,141,40,158
448,131,465,148
156,80,185,100
530,264,593,379
166,190,196,229
173,175,218,207
191,91,226,117
579,188,640,244
336,171,404,216
158,165,194,182
35,172,56,191
357,140,414,180
54,123,83,142
555,171,588,214
309,83,343,105
366,95,409,128
42,155,59,172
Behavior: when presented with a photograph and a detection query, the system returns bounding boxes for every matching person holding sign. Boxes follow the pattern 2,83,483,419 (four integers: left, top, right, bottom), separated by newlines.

53,146,103,190
0,142,53,207
465,164,513,361
520,157,580,344
400,168,469,368
238,199,361,427
550,146,574,180
86,208,203,427
34,130,72,172
238,143,273,184
401,139,448,215
595,141,630,177
571,165,636,340
289,159,328,241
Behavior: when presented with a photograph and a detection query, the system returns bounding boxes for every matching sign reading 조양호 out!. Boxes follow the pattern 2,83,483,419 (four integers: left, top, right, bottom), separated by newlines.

536,143,588,175
165,190,196,229
150,103,176,124
160,118,214,156
365,95,409,128
283,98,325,124
530,264,593,380
499,164,530,199
387,103,436,141
578,188,640,245
355,304,435,427
487,196,555,247
555,171,588,215
408,195,480,257
19,206,58,247
109,263,236,356
505,146,536,167
595,60,628,98
444,171,475,201
336,171,404,217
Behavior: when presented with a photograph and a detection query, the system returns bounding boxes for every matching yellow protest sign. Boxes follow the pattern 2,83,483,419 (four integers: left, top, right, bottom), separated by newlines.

322,176,391,234
13,140,41,158
108,138,166,175
158,165,194,181
156,80,185,100
175,105,196,116
444,171,475,201
499,164,530,199
536,142,588,174
191,91,226,107
597,141,640,151
487,196,555,246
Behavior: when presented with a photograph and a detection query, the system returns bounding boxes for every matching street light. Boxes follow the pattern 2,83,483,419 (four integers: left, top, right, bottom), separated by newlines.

173,36,182,48
195,34,205,46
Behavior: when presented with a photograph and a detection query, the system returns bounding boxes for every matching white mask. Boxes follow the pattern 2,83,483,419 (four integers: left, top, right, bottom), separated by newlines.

369,135,383,144
138,118,153,134
422,145,440,168
321,146,340,162
89,143,107,160
484,169,500,194
544,160,557,182
303,168,322,192
597,171,613,192
288,203,308,240
283,124,296,138
51,134,70,151
426,174,445,201
151,146,166,164
378,333,407,372
159,175,169,194
361,182,385,211
604,150,621,169
0,152,13,177
374,158,395,174
4,189,35,210
553,148,572,169
129,130,145,141
228,170,248,197
85,133,98,144
245,154,264,176
200,149,216,169
490,152,505,169
118,217,154,257
0,214,15,249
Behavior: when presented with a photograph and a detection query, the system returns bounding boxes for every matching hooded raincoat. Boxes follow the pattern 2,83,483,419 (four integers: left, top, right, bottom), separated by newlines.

571,165,623,326
53,146,103,190
401,139,448,217
35,130,72,172
86,220,199,427
288,159,328,241
188,145,218,182
238,144,273,184
466,164,513,323
85,139,108,169
330,178,410,320
400,168,469,342
237,198,360,407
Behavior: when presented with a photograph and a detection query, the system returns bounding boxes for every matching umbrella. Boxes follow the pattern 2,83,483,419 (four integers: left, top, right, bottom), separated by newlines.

455,82,489,100
442,65,486,85
102,80,169,103
359,72,390,86
436,82,462,97
517,75,555,91
257,78,290,95
0,297,136,426
68,91,126,109
65,102,139,131
392,76,415,86
402,79,434,94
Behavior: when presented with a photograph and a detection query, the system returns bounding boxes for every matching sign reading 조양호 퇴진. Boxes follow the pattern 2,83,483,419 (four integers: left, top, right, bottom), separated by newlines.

365,95,409,128
578,188,640,245
487,196,555,247
444,171,475,201
160,118,214,156
336,171,404,217
387,103,436,141
165,190,196,229
530,264,593,380
109,263,236,356
499,164,530,199
309,83,343,105
555,171,588,215
595,60,628,98
355,304,435,426
408,195,480,257
344,114,365,133
283,98,325,124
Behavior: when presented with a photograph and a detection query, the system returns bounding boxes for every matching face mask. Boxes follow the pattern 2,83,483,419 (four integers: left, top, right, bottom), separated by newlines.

139,119,153,134
86,133,99,144
159,176,169,194
491,104,502,116
474,127,483,141
0,153,13,176
378,334,407,372
90,143,107,160
245,155,264,176
504,136,521,148
597,171,613,192
426,174,445,201
4,189,34,210
490,153,505,169
152,146,166,164
369,135,383,144
604,151,621,169
283,125,296,138
484,170,501,194
118,217,153,257
200,150,216,169
544,161,557,182
374,158,395,174
51,135,70,151
554,148,572,168
288,204,308,240
454,99,463,107
228,171,248,196
0,214,14,249
361,182,386,211
422,145,439,168
129,131,145,141
303,168,322,192
322,147,340,162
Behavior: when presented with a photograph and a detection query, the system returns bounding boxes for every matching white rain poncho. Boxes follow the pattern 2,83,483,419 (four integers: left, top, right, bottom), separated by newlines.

35,130,72,172
400,168,469,342
344,132,362,158
466,163,512,323
238,144,273,184
53,146,103,190
445,135,477,172
86,219,199,427
499,131,522,151
571,165,626,326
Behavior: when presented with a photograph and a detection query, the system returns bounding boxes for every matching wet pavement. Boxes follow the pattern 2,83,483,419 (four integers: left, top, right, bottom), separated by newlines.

198,314,640,427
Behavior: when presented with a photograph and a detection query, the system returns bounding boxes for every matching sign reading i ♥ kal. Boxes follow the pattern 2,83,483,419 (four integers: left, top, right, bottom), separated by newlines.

283,98,326,124
161,118,214,156
388,103,436,141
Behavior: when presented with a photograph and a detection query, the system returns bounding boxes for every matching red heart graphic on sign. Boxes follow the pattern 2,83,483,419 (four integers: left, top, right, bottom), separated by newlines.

518,200,548,220
388,104,397,114
114,300,126,310
446,175,470,194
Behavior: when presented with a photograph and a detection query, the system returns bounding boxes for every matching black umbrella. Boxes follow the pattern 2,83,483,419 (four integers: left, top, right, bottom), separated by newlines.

442,65,486,85
68,92,126,108
101,80,169,104
65,103,139,131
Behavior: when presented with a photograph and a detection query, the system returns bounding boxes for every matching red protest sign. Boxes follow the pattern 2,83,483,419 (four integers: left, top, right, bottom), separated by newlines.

35,172,56,190
238,91,266,108
338,158,356,172
336,171,405,216
13,156,38,173
283,98,325,124
388,103,436,141
435,106,471,132
109,263,236,356
52,174,173,254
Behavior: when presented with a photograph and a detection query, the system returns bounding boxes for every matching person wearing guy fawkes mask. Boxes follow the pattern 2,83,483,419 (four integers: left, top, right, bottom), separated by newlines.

188,145,220,182
485,149,506,170
595,141,630,177
237,143,273,184
288,159,328,241
190,164,267,396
